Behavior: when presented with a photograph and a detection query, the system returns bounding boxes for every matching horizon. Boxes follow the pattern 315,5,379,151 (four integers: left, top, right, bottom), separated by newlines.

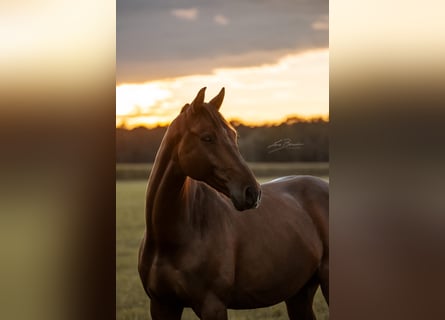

117,113,329,130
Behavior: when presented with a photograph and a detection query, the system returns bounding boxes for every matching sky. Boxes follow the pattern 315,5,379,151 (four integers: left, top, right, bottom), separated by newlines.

117,0,328,128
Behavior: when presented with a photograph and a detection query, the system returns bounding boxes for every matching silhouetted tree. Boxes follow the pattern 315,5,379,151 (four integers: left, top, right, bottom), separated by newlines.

116,120,328,163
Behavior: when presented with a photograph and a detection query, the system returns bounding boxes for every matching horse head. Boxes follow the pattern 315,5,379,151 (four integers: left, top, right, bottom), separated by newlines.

175,87,261,211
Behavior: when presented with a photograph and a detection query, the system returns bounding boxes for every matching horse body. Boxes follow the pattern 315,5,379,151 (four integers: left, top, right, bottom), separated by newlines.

138,88,328,320
228,177,327,308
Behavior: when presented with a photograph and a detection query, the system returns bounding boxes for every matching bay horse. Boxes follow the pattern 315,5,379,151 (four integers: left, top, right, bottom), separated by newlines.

138,87,329,320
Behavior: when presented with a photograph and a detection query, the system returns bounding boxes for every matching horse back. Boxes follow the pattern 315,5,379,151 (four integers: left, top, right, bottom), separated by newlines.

263,175,329,252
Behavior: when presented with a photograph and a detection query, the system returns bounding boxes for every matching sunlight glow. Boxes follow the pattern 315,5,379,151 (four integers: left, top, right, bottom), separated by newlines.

116,49,329,128
116,83,171,116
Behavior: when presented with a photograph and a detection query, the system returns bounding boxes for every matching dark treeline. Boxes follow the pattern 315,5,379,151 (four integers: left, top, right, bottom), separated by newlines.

116,117,328,163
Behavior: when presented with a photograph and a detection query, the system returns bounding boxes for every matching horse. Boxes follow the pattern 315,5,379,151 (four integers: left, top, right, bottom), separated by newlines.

138,87,329,320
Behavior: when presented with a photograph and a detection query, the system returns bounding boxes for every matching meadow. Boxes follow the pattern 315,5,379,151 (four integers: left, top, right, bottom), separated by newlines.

117,163,329,319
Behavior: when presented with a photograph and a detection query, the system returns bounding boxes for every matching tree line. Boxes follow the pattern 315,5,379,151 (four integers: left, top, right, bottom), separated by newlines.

116,117,328,163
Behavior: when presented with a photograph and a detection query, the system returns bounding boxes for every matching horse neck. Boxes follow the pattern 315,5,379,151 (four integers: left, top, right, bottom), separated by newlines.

145,127,189,245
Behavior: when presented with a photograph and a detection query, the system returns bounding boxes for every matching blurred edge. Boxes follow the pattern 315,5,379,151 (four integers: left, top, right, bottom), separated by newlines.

331,0,445,319
0,1,116,320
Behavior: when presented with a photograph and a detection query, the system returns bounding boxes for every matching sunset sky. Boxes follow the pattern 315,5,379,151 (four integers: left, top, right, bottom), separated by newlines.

117,0,328,128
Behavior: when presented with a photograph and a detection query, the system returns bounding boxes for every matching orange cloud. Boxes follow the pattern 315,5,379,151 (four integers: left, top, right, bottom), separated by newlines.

312,16,329,30
171,8,198,21
214,14,229,26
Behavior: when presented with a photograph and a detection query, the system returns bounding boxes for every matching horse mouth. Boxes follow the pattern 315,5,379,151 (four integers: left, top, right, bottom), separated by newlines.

208,174,261,211
230,187,262,211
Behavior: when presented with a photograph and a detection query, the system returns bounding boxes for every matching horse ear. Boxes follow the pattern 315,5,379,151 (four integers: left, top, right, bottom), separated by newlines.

209,87,225,111
191,87,206,107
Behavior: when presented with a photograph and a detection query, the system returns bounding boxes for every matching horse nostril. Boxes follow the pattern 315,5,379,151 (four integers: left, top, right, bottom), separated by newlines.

244,186,258,208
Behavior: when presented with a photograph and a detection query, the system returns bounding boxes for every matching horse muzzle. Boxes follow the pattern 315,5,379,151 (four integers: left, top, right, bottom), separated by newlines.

231,185,262,211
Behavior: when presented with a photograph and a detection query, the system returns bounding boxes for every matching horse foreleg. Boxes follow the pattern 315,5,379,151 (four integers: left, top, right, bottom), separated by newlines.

285,277,318,320
150,298,183,320
196,294,228,320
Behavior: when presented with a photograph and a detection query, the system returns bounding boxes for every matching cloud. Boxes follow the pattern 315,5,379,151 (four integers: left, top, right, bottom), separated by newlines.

171,8,198,21
117,0,328,83
214,14,229,26
312,16,329,30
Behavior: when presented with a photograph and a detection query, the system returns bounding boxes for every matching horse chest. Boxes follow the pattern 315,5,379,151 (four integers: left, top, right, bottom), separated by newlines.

146,247,231,302
146,253,186,299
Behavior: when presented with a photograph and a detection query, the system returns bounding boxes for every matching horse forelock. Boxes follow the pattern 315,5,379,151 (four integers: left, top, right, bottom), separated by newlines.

180,102,236,137
202,104,232,129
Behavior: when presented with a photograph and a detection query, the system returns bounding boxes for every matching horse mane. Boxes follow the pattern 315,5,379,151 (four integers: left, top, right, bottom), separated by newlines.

180,104,190,113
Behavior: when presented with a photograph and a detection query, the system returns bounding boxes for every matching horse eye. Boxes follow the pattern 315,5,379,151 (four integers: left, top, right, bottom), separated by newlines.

201,134,214,143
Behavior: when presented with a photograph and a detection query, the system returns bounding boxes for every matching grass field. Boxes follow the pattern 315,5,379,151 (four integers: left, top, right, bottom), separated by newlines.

117,165,329,319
